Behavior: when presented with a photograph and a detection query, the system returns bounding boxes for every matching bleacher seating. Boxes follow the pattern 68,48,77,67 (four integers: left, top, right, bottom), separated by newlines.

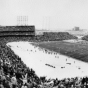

82,35,88,41
35,32,78,41
0,37,88,88
0,26,35,37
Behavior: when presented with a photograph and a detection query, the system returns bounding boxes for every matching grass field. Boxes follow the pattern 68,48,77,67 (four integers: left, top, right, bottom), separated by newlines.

33,40,88,63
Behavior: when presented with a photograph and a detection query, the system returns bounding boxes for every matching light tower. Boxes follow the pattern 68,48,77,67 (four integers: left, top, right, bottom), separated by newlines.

17,16,28,26
42,16,50,31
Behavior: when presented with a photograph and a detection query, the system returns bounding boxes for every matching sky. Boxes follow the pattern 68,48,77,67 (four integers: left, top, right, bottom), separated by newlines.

0,0,88,30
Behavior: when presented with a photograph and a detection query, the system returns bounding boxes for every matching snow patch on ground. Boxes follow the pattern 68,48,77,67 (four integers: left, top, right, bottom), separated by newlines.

7,41,88,80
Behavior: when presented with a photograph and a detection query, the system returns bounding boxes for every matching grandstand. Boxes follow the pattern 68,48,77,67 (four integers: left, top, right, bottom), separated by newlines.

0,25,35,37
82,34,88,41
35,32,78,41
0,31,88,88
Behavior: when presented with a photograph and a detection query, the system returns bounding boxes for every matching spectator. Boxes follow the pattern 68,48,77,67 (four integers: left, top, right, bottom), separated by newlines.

11,73,17,88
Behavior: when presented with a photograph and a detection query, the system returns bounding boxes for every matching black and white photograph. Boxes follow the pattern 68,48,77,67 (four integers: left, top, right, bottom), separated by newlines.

0,0,88,88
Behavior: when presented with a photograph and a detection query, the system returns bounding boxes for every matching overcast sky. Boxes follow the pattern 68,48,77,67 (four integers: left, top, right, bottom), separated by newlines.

0,0,88,30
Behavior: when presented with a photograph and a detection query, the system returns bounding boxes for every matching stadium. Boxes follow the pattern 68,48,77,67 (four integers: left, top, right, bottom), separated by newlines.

0,23,88,88
1,1,88,87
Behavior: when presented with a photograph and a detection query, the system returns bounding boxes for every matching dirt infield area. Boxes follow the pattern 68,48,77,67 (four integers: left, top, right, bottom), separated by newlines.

33,40,88,63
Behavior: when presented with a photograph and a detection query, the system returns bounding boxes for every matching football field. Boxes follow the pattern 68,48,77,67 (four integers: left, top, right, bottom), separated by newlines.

7,41,88,79
33,40,88,62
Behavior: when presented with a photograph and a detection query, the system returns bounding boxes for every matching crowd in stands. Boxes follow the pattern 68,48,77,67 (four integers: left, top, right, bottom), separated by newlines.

0,30,78,42
0,26,35,37
82,35,88,41
35,32,78,41
0,34,88,88
0,42,41,88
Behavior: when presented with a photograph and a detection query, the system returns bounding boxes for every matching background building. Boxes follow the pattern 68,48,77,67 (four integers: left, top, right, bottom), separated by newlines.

73,27,80,31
